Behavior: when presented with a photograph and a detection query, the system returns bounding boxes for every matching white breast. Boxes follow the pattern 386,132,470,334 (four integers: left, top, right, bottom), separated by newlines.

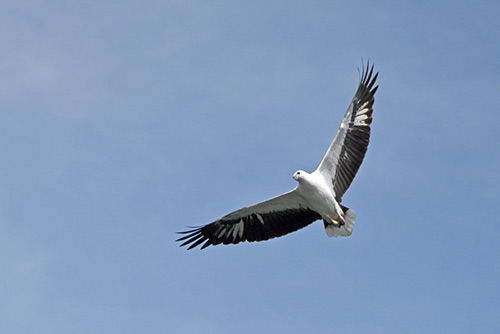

296,172,338,221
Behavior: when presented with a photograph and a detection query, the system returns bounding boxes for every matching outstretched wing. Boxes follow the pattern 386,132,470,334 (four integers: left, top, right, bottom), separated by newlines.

316,62,378,201
176,190,321,250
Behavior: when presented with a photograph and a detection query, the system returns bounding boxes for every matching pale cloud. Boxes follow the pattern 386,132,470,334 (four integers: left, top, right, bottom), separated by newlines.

12,53,61,89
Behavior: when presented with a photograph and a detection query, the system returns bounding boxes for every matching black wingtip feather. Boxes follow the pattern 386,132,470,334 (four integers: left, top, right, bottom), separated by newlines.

187,235,209,250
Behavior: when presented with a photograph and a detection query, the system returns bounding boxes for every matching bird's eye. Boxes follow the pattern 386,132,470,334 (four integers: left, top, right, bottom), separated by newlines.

297,172,300,175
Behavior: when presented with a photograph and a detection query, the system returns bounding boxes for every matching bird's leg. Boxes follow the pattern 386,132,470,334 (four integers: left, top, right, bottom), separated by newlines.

333,201,345,226
338,213,345,226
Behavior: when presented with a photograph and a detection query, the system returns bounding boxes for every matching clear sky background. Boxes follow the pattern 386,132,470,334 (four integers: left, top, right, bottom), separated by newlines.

1,1,499,333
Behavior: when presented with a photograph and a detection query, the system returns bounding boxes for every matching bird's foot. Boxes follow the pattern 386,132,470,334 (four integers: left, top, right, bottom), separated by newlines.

338,215,345,226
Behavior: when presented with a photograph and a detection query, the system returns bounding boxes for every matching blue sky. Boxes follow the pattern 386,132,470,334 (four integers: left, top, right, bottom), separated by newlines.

1,1,499,333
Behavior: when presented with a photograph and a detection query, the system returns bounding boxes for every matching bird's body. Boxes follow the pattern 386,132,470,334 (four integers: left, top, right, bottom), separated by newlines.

294,170,344,227
177,62,378,249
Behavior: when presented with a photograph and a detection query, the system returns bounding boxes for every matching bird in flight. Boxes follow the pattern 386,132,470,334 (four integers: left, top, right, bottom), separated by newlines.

177,62,378,250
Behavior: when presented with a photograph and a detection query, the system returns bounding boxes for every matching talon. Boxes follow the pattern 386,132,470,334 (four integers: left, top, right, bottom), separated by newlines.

333,220,344,227
339,215,345,226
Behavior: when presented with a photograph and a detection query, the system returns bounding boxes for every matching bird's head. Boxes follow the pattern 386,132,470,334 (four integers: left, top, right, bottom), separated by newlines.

293,170,305,181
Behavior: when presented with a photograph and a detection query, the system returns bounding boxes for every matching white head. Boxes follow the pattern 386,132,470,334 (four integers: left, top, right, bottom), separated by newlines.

293,170,305,181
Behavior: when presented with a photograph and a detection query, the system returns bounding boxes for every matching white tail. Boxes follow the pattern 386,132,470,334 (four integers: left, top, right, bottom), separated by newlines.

324,208,356,237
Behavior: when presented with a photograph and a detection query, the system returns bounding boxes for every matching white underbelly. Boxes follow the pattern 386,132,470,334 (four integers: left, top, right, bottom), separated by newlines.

297,177,339,222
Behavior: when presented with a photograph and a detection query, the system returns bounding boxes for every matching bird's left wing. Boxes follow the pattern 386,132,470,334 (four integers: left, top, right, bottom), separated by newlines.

176,189,321,250
316,62,378,201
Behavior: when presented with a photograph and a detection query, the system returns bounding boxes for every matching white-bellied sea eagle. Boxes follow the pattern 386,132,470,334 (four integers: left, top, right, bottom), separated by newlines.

177,62,378,250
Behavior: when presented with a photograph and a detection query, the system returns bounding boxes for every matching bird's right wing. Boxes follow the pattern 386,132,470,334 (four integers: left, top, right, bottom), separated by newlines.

176,189,321,250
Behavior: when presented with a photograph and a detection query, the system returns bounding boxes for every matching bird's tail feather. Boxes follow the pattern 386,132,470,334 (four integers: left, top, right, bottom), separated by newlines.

324,207,356,237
